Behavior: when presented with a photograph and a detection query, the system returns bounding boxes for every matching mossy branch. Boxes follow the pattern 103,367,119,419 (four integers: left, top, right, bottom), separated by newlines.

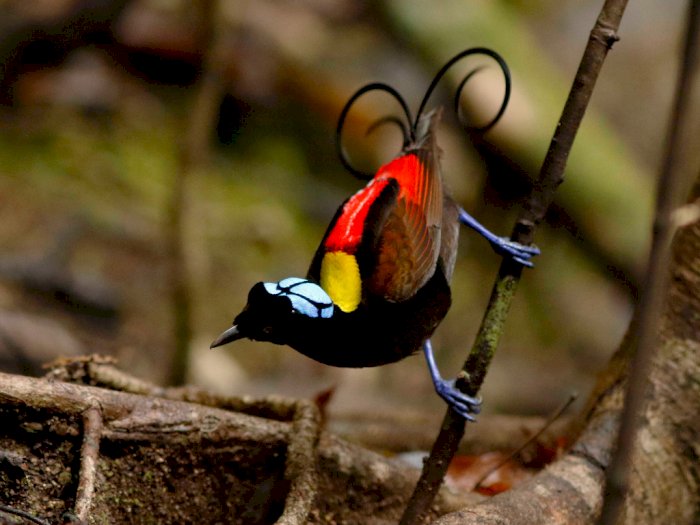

399,1,630,523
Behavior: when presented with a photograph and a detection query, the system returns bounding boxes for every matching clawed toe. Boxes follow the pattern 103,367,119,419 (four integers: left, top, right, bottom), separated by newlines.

434,379,481,421
493,237,540,268
514,256,534,268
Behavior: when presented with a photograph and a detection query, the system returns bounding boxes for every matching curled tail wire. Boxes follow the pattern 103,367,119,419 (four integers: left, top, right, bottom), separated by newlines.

336,47,512,180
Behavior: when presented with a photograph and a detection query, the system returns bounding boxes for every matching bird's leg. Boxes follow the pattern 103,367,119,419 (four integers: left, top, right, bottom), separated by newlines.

458,207,540,267
423,339,481,421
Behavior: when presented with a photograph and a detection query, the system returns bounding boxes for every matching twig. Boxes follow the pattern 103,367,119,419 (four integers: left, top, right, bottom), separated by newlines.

399,1,629,523
275,401,321,525
74,404,103,522
166,0,224,386
175,389,322,525
0,505,50,525
596,2,700,523
50,359,321,525
473,392,577,489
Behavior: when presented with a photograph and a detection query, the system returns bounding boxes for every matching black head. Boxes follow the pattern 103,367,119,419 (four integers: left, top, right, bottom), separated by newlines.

210,277,335,348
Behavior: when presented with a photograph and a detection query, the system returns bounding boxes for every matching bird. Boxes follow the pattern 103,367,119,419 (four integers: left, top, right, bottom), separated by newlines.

211,48,539,420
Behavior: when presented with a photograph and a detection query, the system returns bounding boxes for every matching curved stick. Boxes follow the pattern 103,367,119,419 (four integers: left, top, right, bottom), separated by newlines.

0,505,50,525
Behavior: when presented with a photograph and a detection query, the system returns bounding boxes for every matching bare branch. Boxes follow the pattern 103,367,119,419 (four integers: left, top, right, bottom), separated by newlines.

597,2,700,523
473,393,577,490
166,0,225,386
400,1,630,522
74,405,104,521
0,504,50,525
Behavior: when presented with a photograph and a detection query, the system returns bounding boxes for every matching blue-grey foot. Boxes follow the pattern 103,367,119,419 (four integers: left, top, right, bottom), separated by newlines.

423,340,481,421
489,236,541,267
457,208,540,267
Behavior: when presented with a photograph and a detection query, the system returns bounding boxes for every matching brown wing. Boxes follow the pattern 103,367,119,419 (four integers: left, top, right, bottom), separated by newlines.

366,109,445,302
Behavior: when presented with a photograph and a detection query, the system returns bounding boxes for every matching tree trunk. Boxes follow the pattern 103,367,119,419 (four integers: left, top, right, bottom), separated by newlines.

621,178,700,523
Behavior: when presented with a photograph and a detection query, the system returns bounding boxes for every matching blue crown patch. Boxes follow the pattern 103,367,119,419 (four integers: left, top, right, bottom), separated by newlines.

263,278,334,319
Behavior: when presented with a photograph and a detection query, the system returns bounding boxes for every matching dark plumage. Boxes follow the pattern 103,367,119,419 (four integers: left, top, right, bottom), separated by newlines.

212,48,539,419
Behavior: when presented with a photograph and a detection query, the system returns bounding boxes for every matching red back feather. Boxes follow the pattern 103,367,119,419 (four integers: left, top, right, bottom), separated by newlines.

321,109,445,303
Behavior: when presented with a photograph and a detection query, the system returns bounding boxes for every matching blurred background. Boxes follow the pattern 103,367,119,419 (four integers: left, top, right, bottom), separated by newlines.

0,0,693,425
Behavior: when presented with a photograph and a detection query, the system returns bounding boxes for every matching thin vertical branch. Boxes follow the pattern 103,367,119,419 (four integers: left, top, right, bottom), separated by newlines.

597,2,700,523
74,404,103,522
166,0,225,385
275,401,321,525
473,392,578,490
400,1,629,523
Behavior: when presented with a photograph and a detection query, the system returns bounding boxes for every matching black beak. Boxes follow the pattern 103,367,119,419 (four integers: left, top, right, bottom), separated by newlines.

210,325,244,348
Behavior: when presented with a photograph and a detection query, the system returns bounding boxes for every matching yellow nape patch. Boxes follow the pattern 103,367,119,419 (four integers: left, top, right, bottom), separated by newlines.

320,251,361,313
